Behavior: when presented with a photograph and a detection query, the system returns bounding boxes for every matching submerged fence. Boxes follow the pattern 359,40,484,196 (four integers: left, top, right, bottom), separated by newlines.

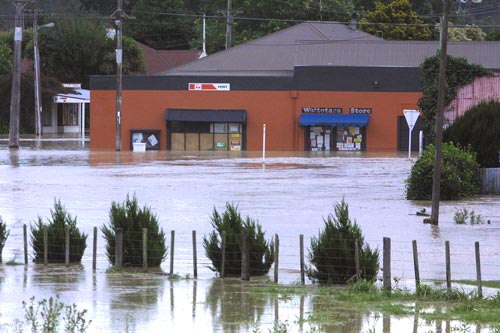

482,168,500,194
1,225,498,295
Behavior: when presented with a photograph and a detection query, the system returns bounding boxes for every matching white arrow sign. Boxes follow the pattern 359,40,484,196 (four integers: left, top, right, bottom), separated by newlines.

403,109,420,159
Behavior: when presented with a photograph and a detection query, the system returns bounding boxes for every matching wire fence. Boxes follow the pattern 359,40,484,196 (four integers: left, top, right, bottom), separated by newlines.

1,225,499,294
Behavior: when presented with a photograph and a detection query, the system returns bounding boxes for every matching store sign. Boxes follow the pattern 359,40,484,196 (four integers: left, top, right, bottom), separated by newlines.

302,107,342,114
349,108,372,114
188,83,230,91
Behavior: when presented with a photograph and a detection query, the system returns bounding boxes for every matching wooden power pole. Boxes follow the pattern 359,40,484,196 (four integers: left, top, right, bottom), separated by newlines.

9,0,34,148
111,0,126,151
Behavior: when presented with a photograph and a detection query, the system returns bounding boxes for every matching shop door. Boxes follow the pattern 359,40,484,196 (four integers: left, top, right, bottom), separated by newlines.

307,127,333,151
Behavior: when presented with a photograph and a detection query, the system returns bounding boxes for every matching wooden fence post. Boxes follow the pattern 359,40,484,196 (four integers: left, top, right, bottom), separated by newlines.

300,234,305,285
192,230,198,279
115,228,123,269
23,224,28,265
170,230,175,275
445,241,451,290
274,234,279,283
354,239,360,281
43,228,48,265
143,228,148,269
65,225,70,267
475,241,482,298
92,227,97,272
383,237,391,290
221,231,226,279
241,231,250,281
412,240,420,289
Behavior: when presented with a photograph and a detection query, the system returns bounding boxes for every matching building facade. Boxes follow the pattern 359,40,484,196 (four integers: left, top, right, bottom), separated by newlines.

89,22,500,152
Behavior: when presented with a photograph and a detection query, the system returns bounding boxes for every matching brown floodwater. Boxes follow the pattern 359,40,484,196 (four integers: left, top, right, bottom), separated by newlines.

1,137,500,332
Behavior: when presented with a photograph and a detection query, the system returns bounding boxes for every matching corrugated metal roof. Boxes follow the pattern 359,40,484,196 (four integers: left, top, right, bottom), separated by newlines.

163,22,500,77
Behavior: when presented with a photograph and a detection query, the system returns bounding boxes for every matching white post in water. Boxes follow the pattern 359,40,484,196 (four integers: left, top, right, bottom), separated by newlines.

403,110,420,160
262,124,266,163
419,130,424,157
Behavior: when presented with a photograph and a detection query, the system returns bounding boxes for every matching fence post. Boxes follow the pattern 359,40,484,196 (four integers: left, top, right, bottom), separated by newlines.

475,241,482,298
412,240,420,289
43,228,48,265
445,241,451,291
115,228,123,269
170,230,175,275
143,228,148,269
274,234,279,283
65,225,70,267
241,231,250,281
383,237,391,290
221,231,226,279
192,230,198,279
23,224,28,265
354,239,360,281
300,234,305,285
92,227,97,272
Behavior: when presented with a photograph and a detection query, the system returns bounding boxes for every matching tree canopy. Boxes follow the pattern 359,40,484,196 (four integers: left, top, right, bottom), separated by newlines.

359,0,432,40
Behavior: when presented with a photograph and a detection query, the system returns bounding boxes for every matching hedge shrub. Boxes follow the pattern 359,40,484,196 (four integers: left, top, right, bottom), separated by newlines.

406,142,481,200
444,101,500,168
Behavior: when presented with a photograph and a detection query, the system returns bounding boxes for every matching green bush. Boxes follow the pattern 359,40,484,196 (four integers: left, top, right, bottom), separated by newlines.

31,199,87,263
101,194,167,267
444,101,500,168
0,215,9,263
307,199,379,284
203,203,274,277
405,142,481,200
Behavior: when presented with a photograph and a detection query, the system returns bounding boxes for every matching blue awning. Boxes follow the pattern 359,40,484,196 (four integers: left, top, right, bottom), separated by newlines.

298,114,369,127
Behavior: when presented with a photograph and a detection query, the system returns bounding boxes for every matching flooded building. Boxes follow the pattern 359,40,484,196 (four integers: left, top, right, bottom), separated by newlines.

90,22,500,151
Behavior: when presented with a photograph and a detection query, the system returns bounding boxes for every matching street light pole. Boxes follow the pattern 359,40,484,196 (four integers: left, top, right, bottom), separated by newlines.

33,16,54,137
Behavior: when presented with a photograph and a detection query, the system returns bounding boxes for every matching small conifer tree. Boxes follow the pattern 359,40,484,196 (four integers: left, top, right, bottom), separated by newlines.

203,203,274,276
308,199,379,284
0,216,9,263
101,194,167,267
31,199,87,263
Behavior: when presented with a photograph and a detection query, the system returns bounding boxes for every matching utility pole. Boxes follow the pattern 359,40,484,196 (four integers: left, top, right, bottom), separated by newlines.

225,0,232,49
9,0,34,148
33,11,41,137
111,0,125,151
430,0,449,225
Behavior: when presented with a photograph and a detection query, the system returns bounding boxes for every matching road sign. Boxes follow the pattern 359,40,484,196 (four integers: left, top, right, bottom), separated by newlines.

403,109,420,159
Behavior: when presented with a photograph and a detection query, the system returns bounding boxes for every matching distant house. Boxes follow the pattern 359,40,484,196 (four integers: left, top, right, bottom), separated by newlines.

137,43,203,75
44,84,89,136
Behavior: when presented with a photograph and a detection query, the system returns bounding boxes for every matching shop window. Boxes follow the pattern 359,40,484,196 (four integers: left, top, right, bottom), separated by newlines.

57,104,78,126
211,123,227,134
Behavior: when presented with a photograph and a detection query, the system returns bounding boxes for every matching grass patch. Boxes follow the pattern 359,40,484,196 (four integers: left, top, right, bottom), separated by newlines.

248,280,500,327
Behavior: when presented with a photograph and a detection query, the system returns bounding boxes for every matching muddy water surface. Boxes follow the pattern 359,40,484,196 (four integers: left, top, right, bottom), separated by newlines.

1,138,500,332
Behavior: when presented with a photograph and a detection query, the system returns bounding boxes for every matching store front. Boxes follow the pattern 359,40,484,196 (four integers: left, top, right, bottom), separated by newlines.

299,112,369,151
165,109,246,151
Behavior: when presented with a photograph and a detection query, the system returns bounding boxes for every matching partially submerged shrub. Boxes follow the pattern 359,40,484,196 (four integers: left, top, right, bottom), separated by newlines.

405,142,481,200
307,198,379,284
31,200,87,263
101,194,167,267
0,215,9,263
454,208,482,225
203,203,274,276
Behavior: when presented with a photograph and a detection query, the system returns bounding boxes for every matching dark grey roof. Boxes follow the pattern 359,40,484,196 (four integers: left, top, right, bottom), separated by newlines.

163,22,500,76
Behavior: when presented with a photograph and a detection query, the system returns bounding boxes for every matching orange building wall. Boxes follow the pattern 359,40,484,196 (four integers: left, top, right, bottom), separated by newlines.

90,89,422,151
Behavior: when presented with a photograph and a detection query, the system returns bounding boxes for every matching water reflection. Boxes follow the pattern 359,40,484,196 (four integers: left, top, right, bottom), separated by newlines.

205,278,272,333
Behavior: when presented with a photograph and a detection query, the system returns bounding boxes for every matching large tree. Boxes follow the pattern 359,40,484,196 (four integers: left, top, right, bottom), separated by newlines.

37,18,145,88
359,0,432,40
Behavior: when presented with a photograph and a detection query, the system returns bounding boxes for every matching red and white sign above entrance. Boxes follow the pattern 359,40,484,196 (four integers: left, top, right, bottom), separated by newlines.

188,83,230,91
